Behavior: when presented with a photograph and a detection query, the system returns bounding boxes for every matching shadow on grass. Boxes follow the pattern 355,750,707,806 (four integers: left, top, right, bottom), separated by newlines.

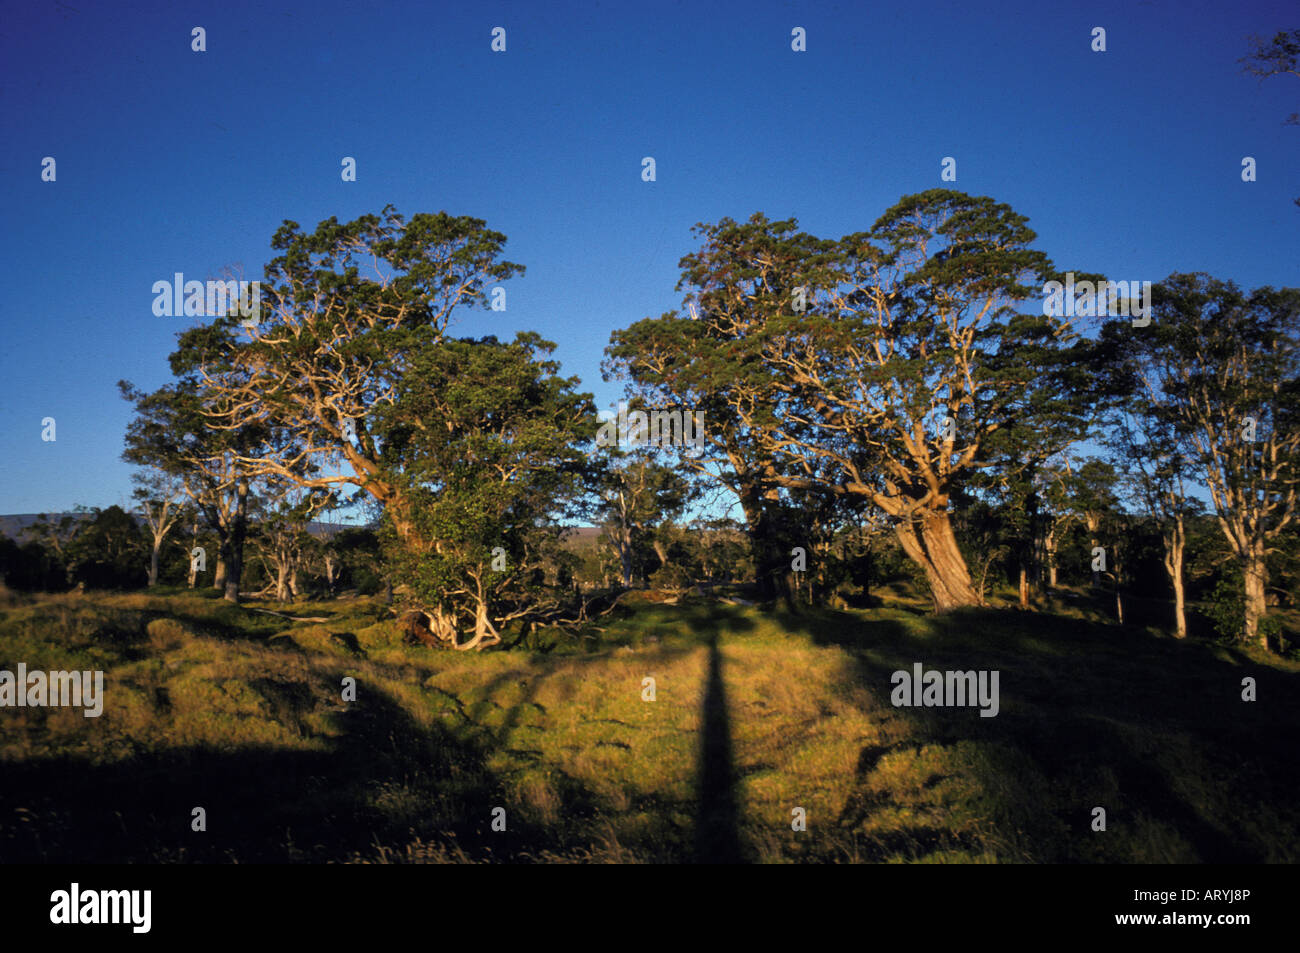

694,631,745,863
0,675,573,863
779,605,1300,862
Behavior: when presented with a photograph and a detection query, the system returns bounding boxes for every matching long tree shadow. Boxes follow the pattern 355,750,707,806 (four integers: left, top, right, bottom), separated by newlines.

693,631,746,863
0,675,542,863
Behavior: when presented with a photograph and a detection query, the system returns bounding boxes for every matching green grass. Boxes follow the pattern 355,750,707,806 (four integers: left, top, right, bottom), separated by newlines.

0,587,1296,863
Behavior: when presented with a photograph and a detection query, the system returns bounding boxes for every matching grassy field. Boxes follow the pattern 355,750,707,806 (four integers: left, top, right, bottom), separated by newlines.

1,585,1297,863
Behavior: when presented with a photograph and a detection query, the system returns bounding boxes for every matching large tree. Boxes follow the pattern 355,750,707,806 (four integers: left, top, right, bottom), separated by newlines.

193,205,524,553
1112,274,1300,647
605,213,839,605
608,193,1091,611
371,333,597,649
762,191,1081,610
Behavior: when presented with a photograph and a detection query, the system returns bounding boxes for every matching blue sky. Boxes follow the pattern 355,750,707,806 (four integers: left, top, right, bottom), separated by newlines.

1,0,1296,516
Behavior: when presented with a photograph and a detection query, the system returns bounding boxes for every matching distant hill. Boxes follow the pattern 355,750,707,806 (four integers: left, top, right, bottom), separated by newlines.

0,514,72,542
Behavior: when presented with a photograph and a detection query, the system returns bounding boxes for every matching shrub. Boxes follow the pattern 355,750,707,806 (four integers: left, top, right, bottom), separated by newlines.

146,617,192,652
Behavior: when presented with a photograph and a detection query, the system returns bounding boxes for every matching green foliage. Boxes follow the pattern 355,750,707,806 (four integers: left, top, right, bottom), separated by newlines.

607,191,1092,609
1207,565,1283,644
1207,568,1244,641
64,506,150,589
372,332,597,634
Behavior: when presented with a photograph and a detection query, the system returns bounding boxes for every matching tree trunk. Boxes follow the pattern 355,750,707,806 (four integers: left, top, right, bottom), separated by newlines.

213,556,227,590
188,524,200,588
620,543,633,589
895,509,980,611
1243,551,1269,648
455,598,502,651
1044,526,1059,588
148,542,161,588
1171,560,1186,638
1163,516,1187,639
223,548,243,603
745,502,794,609
652,538,670,573
1018,565,1029,610
222,483,249,604
275,562,293,603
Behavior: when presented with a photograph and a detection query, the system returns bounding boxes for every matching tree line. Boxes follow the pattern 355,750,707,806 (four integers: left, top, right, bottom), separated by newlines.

4,193,1295,650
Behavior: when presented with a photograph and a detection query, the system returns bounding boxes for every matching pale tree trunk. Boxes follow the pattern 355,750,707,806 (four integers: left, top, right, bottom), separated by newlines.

1243,550,1269,648
187,523,200,588
1045,526,1059,588
143,502,178,588
275,562,293,603
1163,514,1187,639
895,510,980,611
1018,566,1029,609
456,599,502,651
213,556,227,591
423,606,458,644
1171,561,1187,638
652,538,670,578
420,579,502,652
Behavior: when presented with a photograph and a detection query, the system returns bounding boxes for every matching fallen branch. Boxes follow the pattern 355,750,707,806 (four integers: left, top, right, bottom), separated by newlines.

246,607,332,623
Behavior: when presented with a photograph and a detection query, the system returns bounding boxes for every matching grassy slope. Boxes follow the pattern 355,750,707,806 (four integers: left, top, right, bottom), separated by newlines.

0,587,1296,863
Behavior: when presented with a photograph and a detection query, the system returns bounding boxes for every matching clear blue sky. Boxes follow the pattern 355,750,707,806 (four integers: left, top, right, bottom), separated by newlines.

2,0,1296,515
